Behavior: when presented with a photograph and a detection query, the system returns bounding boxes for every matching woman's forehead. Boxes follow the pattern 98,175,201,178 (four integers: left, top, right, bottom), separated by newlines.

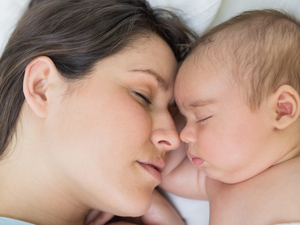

93,35,178,82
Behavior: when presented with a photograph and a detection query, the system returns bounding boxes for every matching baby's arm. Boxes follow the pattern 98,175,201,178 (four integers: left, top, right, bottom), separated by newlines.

160,112,208,200
161,152,207,200
139,189,185,225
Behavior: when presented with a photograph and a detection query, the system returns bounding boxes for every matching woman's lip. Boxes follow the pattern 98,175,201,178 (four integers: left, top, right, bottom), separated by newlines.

137,159,165,182
187,152,204,166
138,159,166,173
138,162,162,182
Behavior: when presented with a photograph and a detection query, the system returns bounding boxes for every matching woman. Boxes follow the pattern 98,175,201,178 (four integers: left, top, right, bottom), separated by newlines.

0,0,196,224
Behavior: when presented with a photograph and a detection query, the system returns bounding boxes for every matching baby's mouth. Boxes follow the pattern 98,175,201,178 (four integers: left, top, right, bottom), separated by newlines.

187,151,205,166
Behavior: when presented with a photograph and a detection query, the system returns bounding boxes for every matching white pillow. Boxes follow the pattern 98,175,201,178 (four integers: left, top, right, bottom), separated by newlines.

210,0,300,27
148,0,222,34
0,0,30,56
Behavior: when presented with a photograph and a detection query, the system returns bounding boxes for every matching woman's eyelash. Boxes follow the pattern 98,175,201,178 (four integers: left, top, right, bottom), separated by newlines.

134,91,152,104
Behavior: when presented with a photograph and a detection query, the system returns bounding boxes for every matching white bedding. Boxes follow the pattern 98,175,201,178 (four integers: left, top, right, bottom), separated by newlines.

211,0,300,27
148,0,221,34
0,0,30,55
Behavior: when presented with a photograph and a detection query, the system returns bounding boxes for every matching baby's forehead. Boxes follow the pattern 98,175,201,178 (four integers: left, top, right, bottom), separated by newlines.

175,45,243,99
178,42,235,81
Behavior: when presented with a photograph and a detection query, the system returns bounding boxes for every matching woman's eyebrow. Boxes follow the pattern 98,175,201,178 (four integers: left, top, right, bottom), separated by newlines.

130,69,169,91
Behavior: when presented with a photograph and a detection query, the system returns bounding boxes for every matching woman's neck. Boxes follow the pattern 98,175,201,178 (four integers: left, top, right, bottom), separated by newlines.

0,120,90,225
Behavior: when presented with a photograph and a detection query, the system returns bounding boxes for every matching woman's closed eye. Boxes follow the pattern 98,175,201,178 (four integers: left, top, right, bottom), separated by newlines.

134,91,152,105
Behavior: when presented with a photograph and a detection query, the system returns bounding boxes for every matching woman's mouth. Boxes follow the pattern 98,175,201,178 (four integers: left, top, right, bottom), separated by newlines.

138,160,165,182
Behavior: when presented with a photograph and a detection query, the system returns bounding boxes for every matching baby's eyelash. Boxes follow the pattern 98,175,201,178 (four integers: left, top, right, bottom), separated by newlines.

197,116,212,123
134,91,152,104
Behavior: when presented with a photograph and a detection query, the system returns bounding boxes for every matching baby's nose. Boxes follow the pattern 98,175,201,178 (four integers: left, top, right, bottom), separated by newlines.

180,123,196,144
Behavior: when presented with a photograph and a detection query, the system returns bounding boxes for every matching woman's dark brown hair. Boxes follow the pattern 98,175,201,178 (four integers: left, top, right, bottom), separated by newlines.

0,0,196,159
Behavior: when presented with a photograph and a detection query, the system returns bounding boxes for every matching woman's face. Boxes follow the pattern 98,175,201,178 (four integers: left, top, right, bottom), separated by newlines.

44,35,180,216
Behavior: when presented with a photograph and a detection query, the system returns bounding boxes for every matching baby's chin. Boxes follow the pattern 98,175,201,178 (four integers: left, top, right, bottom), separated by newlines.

203,168,256,185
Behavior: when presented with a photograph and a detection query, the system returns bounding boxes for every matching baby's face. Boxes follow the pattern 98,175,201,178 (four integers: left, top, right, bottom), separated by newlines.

175,55,278,183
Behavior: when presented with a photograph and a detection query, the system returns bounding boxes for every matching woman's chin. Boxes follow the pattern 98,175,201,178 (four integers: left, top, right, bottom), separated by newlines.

114,194,152,217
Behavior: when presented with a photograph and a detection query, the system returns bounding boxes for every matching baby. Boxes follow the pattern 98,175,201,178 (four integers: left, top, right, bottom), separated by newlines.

161,9,300,224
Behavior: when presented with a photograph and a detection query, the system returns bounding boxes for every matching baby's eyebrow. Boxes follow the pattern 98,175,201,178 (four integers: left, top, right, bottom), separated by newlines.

130,69,169,91
188,98,216,108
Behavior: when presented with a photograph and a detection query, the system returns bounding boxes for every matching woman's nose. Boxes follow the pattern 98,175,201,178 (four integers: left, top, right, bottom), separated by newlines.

150,113,181,152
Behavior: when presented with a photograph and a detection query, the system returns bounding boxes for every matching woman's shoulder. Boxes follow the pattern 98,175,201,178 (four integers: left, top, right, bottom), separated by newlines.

0,217,34,225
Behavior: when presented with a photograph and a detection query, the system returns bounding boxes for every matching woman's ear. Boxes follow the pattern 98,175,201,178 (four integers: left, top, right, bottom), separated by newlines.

269,85,300,130
23,56,60,118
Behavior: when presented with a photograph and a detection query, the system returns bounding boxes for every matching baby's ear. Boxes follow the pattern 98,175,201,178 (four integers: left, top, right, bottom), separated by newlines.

269,85,300,130
23,56,61,118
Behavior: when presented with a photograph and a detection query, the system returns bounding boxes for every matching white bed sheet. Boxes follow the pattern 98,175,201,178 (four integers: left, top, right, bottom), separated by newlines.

210,0,300,27
0,0,30,55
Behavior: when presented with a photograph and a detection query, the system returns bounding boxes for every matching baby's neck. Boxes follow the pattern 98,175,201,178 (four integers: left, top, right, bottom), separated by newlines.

272,145,300,166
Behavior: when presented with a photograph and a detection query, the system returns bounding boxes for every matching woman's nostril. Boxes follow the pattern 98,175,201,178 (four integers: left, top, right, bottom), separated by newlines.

158,140,171,146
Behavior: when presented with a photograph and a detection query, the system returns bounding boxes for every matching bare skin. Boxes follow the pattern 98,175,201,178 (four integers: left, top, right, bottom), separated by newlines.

207,156,300,224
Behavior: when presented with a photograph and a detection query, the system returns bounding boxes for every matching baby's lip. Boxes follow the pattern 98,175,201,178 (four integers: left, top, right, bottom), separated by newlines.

187,151,205,166
187,151,199,159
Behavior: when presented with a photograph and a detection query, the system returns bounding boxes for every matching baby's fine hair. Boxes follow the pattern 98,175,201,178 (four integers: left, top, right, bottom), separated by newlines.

0,0,196,159
191,9,300,110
